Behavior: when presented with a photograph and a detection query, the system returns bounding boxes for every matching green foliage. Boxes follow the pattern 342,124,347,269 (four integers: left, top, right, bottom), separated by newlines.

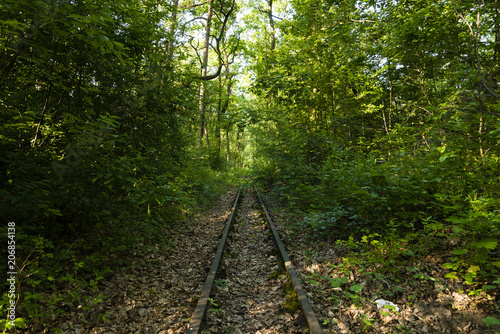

1,0,500,329
483,316,500,326
0,0,194,232
183,165,239,210
438,200,500,284
0,0,240,331
249,0,500,234
208,297,223,317
300,209,348,237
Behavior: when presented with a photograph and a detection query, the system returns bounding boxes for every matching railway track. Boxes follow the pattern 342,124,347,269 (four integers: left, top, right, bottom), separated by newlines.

187,185,323,334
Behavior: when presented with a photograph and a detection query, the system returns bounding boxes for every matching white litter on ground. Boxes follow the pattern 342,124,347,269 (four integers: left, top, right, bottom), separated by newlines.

374,299,400,312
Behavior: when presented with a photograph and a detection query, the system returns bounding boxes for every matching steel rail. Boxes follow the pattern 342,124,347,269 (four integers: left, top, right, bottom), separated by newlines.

186,185,242,334
255,185,324,334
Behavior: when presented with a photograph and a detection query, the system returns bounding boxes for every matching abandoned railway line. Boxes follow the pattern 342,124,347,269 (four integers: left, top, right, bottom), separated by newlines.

187,185,323,334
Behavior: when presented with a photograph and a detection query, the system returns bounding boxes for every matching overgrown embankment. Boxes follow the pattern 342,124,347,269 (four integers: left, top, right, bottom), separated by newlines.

258,188,500,333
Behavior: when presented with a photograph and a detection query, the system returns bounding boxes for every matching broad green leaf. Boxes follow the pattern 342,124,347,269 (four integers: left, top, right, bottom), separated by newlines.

329,278,342,288
444,272,458,280
468,265,480,274
439,153,456,162
350,284,363,294
452,248,468,255
483,317,500,326
14,318,26,329
309,279,319,286
442,263,457,270
470,239,498,250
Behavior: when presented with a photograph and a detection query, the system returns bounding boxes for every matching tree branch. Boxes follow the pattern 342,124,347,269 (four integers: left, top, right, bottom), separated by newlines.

181,1,209,10
189,38,203,66
185,16,207,25
194,0,236,81
257,9,283,21
482,79,500,100
441,106,500,116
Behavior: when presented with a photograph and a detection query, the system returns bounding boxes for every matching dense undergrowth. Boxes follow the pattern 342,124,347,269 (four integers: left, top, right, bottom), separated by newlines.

253,142,500,329
286,219,500,332
254,143,500,282
0,165,237,332
0,0,245,331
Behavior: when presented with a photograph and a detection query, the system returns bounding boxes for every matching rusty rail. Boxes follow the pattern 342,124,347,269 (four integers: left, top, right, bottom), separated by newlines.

186,185,322,334
255,185,323,334
186,185,242,334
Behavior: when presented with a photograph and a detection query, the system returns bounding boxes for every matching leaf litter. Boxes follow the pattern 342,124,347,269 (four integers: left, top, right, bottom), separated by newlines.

48,187,305,334
203,187,304,334
260,193,500,334
51,188,238,333
42,185,499,334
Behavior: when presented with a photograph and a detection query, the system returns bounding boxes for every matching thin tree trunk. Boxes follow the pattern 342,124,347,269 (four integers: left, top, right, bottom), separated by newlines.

198,0,214,148
198,84,207,148
167,0,179,64
479,113,485,159
236,130,241,166
495,3,500,63
216,75,223,166
382,100,389,134
226,124,231,162
32,83,52,147
205,103,211,149
267,0,275,51
387,56,393,132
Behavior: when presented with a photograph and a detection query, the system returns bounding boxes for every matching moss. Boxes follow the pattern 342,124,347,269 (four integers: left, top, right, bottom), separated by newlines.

269,247,280,257
218,266,228,279
224,251,236,258
276,259,287,275
269,271,279,279
190,296,200,307
283,280,301,314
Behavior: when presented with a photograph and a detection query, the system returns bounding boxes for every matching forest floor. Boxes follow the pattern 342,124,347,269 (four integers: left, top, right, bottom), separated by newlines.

42,186,499,334
261,194,500,334
47,188,238,334
50,186,303,334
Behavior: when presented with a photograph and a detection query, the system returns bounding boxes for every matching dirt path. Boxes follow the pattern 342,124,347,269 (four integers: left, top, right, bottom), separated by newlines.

203,188,303,334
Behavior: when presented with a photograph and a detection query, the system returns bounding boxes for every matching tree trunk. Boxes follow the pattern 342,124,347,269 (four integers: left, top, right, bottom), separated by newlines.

215,75,223,167
267,0,275,51
495,3,500,63
226,124,231,163
198,0,214,149
167,0,179,64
